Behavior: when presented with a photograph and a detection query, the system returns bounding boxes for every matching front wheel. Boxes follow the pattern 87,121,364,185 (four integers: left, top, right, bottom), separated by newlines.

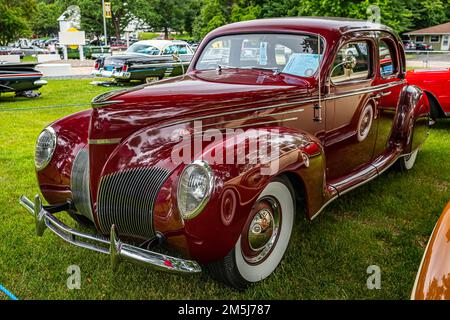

208,176,295,289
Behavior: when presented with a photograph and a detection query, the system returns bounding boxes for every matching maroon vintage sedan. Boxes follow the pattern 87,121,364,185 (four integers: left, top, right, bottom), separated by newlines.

20,18,430,289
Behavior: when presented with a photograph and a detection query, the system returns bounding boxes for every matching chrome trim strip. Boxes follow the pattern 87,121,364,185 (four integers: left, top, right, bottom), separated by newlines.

226,117,298,130
19,195,201,274
310,194,338,220
158,81,405,130
91,100,124,107
202,109,304,129
88,138,122,145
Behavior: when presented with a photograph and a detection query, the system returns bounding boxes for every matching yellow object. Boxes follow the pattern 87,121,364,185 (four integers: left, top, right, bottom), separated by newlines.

68,27,79,49
104,2,112,18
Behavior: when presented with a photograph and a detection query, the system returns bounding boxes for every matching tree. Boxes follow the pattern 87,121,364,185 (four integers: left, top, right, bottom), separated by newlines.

30,1,63,37
0,0,36,45
134,0,186,39
408,0,447,31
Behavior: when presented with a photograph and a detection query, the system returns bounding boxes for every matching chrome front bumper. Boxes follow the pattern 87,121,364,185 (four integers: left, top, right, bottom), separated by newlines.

19,195,201,274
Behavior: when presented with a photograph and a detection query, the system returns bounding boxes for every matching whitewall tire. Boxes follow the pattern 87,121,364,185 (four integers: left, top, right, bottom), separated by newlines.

208,176,295,289
398,149,419,172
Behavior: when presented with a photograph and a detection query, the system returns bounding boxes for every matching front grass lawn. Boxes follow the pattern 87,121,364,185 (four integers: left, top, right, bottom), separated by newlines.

0,79,449,299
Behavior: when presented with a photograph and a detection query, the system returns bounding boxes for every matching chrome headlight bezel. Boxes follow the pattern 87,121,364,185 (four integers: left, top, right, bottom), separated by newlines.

177,160,214,220
35,126,57,171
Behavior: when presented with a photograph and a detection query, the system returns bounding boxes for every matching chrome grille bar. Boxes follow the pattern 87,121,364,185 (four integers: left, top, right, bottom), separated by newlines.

97,167,171,239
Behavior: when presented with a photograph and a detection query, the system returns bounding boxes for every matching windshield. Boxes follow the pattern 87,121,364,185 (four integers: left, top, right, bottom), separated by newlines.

126,43,160,55
196,33,324,78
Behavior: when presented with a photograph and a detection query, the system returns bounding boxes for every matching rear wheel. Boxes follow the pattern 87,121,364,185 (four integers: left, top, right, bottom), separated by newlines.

397,149,419,172
208,176,295,289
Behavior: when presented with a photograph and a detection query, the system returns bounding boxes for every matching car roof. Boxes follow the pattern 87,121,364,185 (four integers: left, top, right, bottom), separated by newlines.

132,40,190,50
208,17,395,38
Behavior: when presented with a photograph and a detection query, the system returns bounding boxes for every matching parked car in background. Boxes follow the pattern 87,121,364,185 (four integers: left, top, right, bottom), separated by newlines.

92,40,193,83
411,201,450,300
110,40,128,51
0,62,47,97
415,43,433,51
18,45,50,56
21,18,431,289
406,68,450,119
58,40,111,59
0,46,25,59
402,40,416,50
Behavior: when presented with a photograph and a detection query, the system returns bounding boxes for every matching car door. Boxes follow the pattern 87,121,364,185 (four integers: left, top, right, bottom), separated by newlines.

324,39,378,181
373,34,406,158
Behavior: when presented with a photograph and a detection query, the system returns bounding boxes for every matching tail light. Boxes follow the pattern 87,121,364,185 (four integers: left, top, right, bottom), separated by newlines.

94,62,99,70
122,65,128,72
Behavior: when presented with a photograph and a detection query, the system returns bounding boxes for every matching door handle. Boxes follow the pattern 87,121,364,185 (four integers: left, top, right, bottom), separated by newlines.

373,91,392,99
313,103,323,122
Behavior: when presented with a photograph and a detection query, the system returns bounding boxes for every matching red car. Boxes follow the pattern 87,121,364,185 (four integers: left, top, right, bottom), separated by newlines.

20,17,430,288
406,68,450,119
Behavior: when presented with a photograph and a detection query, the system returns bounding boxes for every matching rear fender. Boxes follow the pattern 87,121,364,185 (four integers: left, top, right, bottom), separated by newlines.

392,85,430,153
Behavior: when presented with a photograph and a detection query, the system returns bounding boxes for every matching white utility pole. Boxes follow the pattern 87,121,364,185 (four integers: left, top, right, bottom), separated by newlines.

102,0,108,46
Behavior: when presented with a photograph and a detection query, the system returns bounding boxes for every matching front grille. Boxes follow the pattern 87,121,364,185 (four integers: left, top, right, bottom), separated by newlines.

97,167,171,239
71,148,94,221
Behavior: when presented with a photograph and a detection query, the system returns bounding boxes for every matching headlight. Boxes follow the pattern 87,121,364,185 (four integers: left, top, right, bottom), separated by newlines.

35,127,57,171
177,160,214,220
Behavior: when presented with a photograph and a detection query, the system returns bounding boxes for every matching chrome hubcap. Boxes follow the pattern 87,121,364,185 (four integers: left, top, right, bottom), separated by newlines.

243,197,281,264
360,112,371,135
248,208,274,251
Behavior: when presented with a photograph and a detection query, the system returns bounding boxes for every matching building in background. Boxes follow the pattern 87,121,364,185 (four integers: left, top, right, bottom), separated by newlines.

405,22,450,51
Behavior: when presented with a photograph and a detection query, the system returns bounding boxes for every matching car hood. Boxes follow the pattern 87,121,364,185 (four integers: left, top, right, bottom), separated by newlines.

90,69,314,139
88,69,314,203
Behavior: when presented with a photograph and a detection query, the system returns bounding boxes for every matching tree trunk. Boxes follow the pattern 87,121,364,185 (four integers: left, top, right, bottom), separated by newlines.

111,13,122,41
164,26,169,39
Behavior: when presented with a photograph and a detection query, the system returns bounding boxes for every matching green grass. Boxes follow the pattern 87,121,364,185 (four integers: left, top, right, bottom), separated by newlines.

137,32,160,40
137,32,194,41
21,56,38,63
0,79,449,299
0,78,112,110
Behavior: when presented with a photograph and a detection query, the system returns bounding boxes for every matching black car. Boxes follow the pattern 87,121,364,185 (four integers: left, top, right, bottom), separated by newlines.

0,62,47,97
415,43,433,51
92,40,193,83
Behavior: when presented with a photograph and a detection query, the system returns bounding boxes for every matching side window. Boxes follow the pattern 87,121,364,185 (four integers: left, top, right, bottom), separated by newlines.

176,45,188,54
331,41,370,84
379,39,397,78
163,45,190,55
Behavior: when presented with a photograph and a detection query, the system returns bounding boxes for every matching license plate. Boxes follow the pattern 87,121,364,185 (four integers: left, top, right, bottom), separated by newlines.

101,70,113,77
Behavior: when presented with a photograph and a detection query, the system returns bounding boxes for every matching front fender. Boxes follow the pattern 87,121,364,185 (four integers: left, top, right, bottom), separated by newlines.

102,123,326,263
392,85,430,153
